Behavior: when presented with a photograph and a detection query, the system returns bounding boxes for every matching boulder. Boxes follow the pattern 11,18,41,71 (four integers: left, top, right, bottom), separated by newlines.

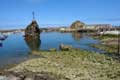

59,44,72,51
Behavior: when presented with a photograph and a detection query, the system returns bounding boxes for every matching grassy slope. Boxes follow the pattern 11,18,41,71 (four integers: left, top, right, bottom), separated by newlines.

8,49,120,80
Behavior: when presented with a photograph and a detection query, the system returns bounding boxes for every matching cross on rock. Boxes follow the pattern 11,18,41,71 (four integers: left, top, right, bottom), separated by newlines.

32,12,35,20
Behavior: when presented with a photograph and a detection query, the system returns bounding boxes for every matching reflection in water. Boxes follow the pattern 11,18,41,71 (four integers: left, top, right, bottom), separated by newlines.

0,42,2,47
24,36,41,51
72,32,83,41
0,34,8,47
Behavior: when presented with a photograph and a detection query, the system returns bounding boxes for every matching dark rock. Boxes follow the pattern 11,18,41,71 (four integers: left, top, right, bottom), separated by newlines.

0,68,7,75
0,71,4,75
24,20,41,54
25,20,40,36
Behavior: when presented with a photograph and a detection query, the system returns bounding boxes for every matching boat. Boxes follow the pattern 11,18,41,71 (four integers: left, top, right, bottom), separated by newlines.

0,35,8,41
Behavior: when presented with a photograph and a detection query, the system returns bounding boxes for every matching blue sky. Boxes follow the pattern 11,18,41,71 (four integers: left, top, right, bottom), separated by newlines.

0,0,120,29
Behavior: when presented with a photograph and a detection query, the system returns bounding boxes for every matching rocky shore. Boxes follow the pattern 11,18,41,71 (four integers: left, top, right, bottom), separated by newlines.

92,34,119,53
0,71,66,80
1,49,120,80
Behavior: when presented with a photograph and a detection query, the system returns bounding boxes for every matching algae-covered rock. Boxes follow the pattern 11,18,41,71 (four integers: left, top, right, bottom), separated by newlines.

24,20,41,53
25,20,40,36
7,49,120,80
59,44,72,51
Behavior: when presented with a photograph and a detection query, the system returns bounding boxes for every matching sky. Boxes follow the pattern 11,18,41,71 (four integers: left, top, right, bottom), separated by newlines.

0,0,120,29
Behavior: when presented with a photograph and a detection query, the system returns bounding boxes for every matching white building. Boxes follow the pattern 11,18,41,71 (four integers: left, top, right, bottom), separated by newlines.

86,24,112,30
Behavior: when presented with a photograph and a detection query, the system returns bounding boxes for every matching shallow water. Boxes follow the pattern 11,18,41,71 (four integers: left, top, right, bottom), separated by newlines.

0,32,101,67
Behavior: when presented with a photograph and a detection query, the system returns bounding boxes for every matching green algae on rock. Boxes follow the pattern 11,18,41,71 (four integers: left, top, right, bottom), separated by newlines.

8,49,120,80
25,20,40,36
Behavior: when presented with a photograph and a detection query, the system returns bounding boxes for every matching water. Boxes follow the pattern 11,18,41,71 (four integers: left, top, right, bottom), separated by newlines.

0,32,101,67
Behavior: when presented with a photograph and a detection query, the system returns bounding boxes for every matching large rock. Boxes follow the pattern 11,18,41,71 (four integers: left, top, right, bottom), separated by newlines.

59,44,72,51
24,20,41,53
25,20,40,36
70,20,85,29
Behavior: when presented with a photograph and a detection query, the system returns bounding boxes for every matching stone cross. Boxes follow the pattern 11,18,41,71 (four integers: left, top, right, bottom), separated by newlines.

32,12,35,20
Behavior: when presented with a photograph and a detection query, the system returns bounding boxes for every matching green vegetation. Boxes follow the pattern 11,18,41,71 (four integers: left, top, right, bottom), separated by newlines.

8,49,120,80
94,34,119,41
92,44,118,53
92,34,119,54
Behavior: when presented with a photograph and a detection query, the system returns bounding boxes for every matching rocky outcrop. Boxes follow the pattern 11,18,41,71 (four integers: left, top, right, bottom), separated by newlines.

25,20,40,36
70,20,85,29
24,20,41,53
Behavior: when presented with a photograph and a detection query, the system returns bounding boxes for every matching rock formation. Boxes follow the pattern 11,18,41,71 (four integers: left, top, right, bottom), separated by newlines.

59,44,72,51
24,20,41,53
25,20,40,36
70,20,85,29
24,12,41,52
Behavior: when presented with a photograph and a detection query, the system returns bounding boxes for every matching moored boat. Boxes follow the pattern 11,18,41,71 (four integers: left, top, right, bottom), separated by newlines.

0,35,8,41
